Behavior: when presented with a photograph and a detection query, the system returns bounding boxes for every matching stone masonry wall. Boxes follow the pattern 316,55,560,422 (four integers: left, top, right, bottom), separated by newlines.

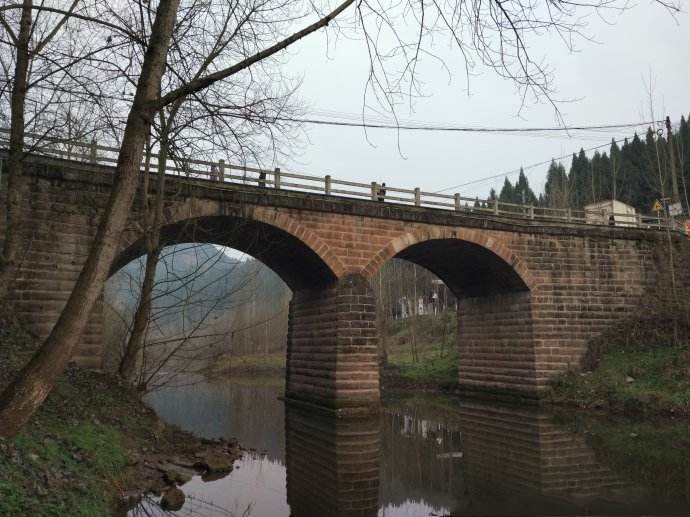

458,291,536,394
287,274,379,412
2,157,684,403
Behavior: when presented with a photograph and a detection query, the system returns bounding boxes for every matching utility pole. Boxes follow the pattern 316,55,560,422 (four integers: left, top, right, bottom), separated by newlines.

666,116,681,204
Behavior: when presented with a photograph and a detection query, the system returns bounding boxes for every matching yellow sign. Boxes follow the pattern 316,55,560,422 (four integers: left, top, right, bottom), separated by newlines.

653,200,663,212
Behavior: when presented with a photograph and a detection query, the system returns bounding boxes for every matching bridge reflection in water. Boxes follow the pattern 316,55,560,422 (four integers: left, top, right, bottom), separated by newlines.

141,382,688,516
286,407,380,517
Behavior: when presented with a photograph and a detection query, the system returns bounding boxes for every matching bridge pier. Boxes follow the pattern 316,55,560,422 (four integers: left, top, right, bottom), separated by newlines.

458,291,538,396
286,273,380,414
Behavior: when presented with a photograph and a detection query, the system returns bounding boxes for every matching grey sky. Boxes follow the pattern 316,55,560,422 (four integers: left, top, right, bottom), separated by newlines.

279,2,689,202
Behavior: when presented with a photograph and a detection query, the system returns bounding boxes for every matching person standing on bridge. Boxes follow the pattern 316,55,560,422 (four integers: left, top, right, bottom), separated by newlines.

377,182,387,202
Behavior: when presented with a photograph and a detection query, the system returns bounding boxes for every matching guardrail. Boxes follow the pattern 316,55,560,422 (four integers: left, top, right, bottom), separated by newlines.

0,127,681,232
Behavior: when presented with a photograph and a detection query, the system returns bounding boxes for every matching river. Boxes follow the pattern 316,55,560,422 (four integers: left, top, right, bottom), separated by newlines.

129,376,689,516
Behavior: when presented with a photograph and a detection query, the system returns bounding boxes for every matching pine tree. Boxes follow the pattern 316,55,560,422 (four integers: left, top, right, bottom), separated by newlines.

544,160,568,209
514,168,537,205
568,149,590,208
498,177,515,203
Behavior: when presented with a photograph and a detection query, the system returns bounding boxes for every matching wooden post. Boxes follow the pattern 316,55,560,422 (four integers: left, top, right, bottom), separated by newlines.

414,187,421,206
325,175,332,195
566,208,572,222
274,167,281,189
89,137,97,164
371,182,378,201
218,159,225,182
454,193,461,211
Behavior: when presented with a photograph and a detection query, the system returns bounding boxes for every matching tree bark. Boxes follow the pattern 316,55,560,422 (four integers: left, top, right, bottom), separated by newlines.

0,0,181,439
0,0,32,287
118,245,160,382
118,109,176,384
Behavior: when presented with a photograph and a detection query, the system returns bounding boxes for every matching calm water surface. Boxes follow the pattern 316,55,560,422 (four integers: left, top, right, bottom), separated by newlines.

131,377,689,517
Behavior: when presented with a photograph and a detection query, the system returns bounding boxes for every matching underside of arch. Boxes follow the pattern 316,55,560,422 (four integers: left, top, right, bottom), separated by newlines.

395,239,530,298
111,215,337,291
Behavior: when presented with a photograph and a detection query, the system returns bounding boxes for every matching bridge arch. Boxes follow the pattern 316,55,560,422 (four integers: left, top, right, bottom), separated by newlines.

362,227,536,297
111,200,345,290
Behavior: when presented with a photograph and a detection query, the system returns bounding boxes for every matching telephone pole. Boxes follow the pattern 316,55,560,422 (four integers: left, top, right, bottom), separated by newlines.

666,116,681,204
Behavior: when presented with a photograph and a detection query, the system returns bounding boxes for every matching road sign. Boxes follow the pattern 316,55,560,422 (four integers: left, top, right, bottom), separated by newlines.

668,202,683,217
653,200,663,212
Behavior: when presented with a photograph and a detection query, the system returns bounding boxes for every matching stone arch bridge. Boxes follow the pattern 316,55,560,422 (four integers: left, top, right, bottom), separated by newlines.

1,156,686,413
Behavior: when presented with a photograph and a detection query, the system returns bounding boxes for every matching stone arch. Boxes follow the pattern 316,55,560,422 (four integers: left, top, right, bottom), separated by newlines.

112,199,346,290
361,227,536,297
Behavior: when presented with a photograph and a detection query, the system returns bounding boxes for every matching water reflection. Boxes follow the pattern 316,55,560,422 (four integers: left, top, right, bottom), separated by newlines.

286,407,380,517
136,380,689,516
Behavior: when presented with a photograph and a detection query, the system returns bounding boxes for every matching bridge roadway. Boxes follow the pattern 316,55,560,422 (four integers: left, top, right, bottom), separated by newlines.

0,154,687,411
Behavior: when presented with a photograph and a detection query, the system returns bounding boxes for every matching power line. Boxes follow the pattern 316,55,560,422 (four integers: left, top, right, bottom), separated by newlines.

228,112,660,134
5,79,662,135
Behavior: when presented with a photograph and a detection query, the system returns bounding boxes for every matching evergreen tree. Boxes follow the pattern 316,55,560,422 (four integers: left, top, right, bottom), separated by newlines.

486,113,690,216
609,139,622,201
498,177,515,204
544,160,568,208
568,149,590,208
678,115,690,211
514,168,537,205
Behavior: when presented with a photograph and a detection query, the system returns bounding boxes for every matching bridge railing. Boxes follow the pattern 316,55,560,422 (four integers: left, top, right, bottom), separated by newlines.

0,128,680,231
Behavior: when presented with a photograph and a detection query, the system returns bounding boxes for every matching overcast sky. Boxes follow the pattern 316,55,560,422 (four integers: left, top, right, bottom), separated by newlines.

277,2,689,200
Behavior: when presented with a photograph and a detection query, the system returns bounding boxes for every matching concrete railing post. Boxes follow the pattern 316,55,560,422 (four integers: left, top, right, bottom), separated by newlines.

494,200,499,215
566,208,572,222
529,205,534,219
371,182,378,201
274,167,281,189
414,187,421,206
89,138,97,164
218,159,225,182
325,174,332,195
454,193,461,211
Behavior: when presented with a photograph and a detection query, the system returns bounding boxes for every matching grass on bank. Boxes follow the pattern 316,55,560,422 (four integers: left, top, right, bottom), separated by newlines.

382,312,458,388
1,299,177,516
208,351,285,376
551,345,690,414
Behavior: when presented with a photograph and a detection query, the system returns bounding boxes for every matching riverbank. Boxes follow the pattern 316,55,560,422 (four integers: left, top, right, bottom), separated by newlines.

0,302,241,516
549,345,690,416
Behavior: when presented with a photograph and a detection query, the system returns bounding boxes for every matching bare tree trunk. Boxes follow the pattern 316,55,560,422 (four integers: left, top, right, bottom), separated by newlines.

0,0,32,287
118,245,160,381
0,0,181,439
118,120,170,383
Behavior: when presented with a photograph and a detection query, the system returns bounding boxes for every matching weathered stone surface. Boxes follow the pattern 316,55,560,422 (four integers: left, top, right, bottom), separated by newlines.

1,153,687,407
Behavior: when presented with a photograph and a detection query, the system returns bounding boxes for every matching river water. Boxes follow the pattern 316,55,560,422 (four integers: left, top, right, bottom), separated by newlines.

131,377,689,517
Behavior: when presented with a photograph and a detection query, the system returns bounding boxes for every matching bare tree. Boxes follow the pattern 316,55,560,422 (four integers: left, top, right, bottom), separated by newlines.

0,0,121,285
0,0,680,438
108,242,289,392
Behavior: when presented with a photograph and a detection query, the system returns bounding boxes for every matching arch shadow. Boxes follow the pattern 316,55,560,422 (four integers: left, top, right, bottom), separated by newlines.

111,215,338,291
364,230,534,298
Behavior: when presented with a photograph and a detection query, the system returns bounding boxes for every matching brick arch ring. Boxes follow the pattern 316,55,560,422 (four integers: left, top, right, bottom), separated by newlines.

361,227,537,291
116,199,348,280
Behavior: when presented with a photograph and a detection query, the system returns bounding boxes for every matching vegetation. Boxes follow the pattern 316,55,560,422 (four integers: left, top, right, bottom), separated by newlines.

381,311,458,390
492,114,690,214
0,299,238,515
550,346,690,415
